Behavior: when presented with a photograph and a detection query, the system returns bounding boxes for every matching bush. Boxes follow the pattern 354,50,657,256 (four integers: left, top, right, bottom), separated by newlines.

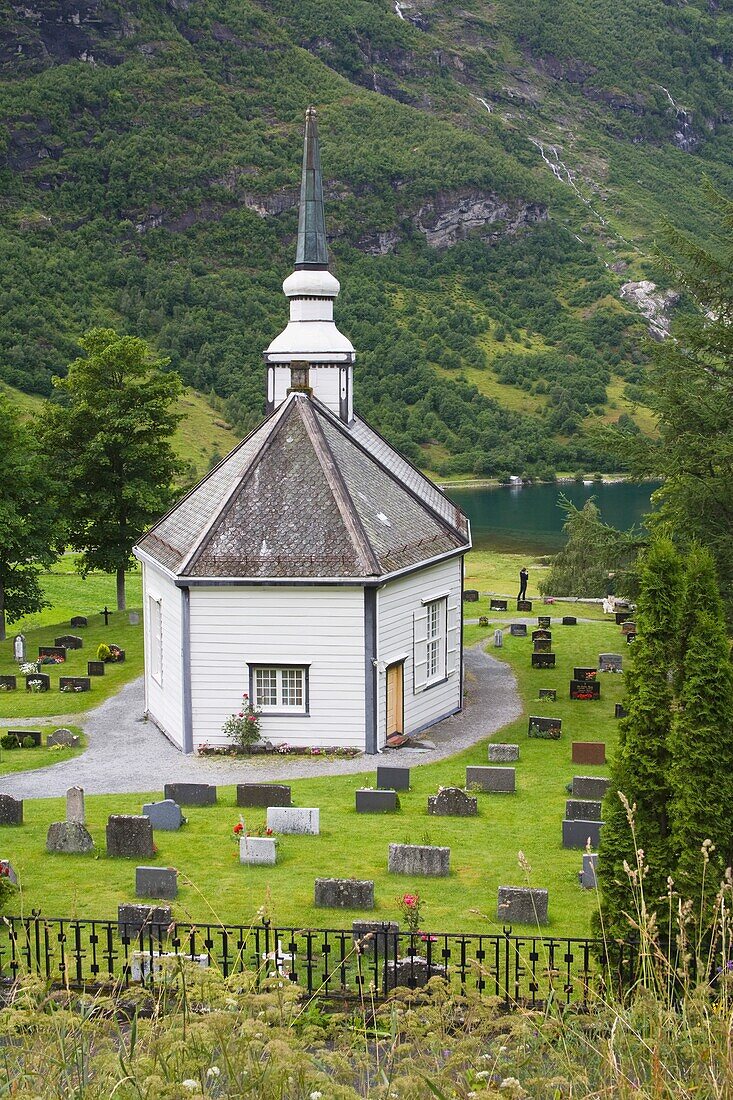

22,735,37,749
1,734,19,750
96,643,111,662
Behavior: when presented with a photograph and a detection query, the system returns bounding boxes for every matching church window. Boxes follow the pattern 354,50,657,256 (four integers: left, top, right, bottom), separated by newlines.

149,597,163,684
425,598,446,682
251,666,308,714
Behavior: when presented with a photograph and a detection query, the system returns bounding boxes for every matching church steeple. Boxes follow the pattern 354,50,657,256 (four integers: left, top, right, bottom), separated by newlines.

264,107,355,422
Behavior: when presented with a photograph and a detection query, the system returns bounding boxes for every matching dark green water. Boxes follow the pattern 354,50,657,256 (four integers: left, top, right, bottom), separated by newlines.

447,480,660,553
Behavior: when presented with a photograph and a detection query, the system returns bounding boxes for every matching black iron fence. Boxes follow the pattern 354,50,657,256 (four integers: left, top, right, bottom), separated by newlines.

0,915,639,1008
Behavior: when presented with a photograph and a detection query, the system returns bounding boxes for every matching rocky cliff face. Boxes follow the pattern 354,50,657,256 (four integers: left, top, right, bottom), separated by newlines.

413,188,547,248
620,280,680,340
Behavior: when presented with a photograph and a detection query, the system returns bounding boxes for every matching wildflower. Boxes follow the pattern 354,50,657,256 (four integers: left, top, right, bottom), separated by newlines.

207,1067,221,1078
403,894,418,908
233,823,244,835
181,1082,198,1091
309,1093,323,1100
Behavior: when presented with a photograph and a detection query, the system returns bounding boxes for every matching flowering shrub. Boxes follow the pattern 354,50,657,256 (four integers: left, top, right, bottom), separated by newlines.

398,892,423,933
222,693,262,749
26,679,45,693
19,662,39,676
39,654,65,665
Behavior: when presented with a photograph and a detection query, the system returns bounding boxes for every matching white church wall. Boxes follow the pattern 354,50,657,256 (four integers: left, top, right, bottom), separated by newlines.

376,555,464,746
142,561,184,749
188,585,365,748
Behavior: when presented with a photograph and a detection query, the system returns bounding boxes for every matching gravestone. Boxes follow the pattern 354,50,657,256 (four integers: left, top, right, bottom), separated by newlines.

13,634,26,662
388,843,450,876
142,799,184,831
497,886,548,925
573,667,598,682
466,766,516,793
616,611,631,625
67,786,85,824
517,599,532,612
0,676,17,691
538,688,557,701
579,853,598,890
239,836,277,865
528,716,562,739
55,635,83,650
0,795,23,826
532,629,552,642
621,620,637,636
128,611,140,625
70,616,88,628
573,775,611,800
376,766,410,791
531,653,555,669
353,920,400,956
562,616,577,626
39,646,66,662
566,799,603,821
163,783,216,806
117,903,172,939
7,730,41,747
615,704,628,719
315,878,374,909
537,616,551,628
87,661,105,676
385,956,447,991
25,673,50,692
46,821,94,854
509,623,527,637
136,866,178,900
356,789,398,813
533,639,552,653
562,819,603,849
490,598,508,611
59,677,91,693
626,632,637,645
598,653,623,673
106,815,155,858
463,589,479,602
493,629,503,648
488,743,519,762
570,680,601,700
236,783,291,808
572,742,606,766
267,807,320,835
0,860,17,884
427,787,478,816
47,728,80,748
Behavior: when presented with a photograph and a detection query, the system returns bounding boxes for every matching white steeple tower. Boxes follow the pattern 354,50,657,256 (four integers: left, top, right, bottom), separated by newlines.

264,106,355,422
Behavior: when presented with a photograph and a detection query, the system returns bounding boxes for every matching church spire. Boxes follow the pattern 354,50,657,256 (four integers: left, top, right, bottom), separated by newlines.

295,106,328,270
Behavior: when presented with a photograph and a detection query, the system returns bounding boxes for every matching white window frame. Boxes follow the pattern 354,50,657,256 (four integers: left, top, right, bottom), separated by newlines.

249,664,309,715
423,597,447,685
149,596,163,686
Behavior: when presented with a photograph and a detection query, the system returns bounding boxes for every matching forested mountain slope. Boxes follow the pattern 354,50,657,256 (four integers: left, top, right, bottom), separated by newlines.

1,0,731,477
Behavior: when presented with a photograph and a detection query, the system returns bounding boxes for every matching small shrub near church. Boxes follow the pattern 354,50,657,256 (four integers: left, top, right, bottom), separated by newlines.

222,693,262,750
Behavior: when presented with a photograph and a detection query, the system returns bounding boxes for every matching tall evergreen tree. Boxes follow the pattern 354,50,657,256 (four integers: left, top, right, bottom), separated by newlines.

597,539,682,938
539,497,642,600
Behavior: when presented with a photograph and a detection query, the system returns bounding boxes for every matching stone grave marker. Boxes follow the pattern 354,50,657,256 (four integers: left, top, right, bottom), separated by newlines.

498,886,548,924
573,667,598,682
376,766,410,791
70,616,88,628
463,589,479,602
315,878,374,909
517,599,533,612
87,661,105,677
509,623,527,637
353,920,399,956
128,611,140,625
385,956,447,991
142,799,184,831
615,704,628,719
67,786,85,824
562,616,577,626
626,632,637,645
566,798,603,821
59,677,91,693
493,629,503,648
571,742,606,765
573,775,611,800
136,866,178,900
0,859,18,884
55,635,83,650
240,836,277,865
163,783,216,806
570,680,601,700
267,807,320,835
7,730,42,747
490,598,508,611
528,716,562,739
562,819,603,849
0,795,23,826
47,728,80,748
533,638,552,653
117,903,172,939
13,634,26,662
0,676,17,691
106,815,155,858
428,787,478,816
356,789,398,813
39,645,66,662
388,843,450,876
538,688,557,701
616,611,632,625
46,786,95,853
236,783,291,808
579,853,598,890
488,743,519,762
25,673,50,692
466,766,515,793
621,620,637,636
598,653,623,673
531,653,556,669
537,616,551,628
532,629,552,642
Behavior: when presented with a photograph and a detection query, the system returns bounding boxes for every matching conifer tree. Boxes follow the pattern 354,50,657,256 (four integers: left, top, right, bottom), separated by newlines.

597,539,682,938
676,544,726,692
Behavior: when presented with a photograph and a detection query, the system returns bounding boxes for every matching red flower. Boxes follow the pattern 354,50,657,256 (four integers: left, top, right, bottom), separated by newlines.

402,893,418,908
238,712,244,717
265,827,273,836
243,693,249,699
247,715,256,722
233,823,244,835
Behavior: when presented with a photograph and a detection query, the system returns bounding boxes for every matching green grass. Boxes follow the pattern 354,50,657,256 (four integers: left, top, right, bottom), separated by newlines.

4,619,627,936
0,726,85,775
6,556,142,633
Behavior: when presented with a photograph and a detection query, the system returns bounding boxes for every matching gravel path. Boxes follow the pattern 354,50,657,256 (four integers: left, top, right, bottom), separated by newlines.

1,643,522,798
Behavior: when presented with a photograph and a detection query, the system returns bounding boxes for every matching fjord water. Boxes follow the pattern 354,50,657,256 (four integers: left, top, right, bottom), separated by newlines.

447,481,660,553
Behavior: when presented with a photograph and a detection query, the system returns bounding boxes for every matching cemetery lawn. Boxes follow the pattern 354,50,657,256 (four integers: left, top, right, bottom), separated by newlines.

5,619,627,937
0,616,142,719
0,727,85,775
6,556,142,632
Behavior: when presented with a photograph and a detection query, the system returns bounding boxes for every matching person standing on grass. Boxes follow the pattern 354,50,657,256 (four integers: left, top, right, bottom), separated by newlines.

518,567,529,601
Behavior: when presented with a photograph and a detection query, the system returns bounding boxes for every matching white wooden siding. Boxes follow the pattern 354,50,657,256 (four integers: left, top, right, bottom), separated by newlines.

272,365,342,416
377,557,463,746
142,561,184,748
188,586,365,748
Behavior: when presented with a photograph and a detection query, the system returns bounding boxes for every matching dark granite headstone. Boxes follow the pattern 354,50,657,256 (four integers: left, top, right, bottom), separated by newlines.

47,728,80,748
570,679,601,700
537,616,551,628
497,886,548,925
314,878,374,909
490,598,508,611
598,653,623,672
621,620,637,636
70,616,88,628
117,903,172,939
509,623,527,637
427,787,478,815
356,789,398,813
463,589,479,602
376,766,410,791
573,667,598,682
39,646,66,662
59,677,91,693
55,635,83,650
626,632,637,645
7,730,41,747
517,599,533,611
528,716,562,739
615,704,628,719
573,775,611,800
533,638,552,652
532,653,556,669
562,616,577,626
572,742,606,765
579,853,598,889
0,795,23,826
388,844,450,876
136,865,178,900
616,611,631,625
25,673,50,692
87,661,105,676
562,819,603,849
538,688,557,701
236,783,291,808
532,629,552,642
163,783,216,806
566,799,603,821
106,815,154,858
0,676,17,691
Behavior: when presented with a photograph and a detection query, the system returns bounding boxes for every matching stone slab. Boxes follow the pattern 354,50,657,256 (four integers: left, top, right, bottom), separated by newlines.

572,742,606,765
570,679,601,700
517,599,533,612
566,798,603,821
47,728,80,748
573,667,598,682
25,673,50,692
531,653,556,668
70,616,88,628
572,775,611,800
493,629,503,648
59,677,91,693
579,853,598,890
136,865,178,900
562,616,577,626
488,743,520,762
39,646,66,661
376,766,410,791
163,783,216,806
130,950,208,982
532,629,552,641
509,623,527,637
490,598,508,611
537,616,551,628
142,799,184,831
239,836,277,865
0,795,23,826
0,676,17,691
352,920,400,956
528,715,562,739
498,886,548,925
385,956,447,991
66,786,85,824
46,821,94,853
428,787,478,815
463,589,479,602
356,789,398,813
598,653,623,672
267,806,320,835
538,688,557,701
467,766,515,793
615,704,628,719
388,843,450,876
55,635,83,649
87,661,105,676
562,818,604,849
117,903,172,939
7,730,41,747
106,815,154,858
533,639,552,652
620,620,637,634
315,877,374,909
237,783,291,808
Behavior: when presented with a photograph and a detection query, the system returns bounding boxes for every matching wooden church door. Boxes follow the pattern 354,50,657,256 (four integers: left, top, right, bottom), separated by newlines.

386,661,404,736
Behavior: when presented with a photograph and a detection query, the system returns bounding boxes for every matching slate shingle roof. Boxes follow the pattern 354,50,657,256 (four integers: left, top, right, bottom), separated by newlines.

136,392,470,579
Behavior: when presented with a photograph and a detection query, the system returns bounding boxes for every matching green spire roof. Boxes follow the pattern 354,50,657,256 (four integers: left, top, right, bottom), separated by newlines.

295,106,329,270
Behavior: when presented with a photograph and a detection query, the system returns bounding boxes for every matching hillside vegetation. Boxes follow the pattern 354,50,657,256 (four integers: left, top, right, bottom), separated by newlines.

1,0,731,476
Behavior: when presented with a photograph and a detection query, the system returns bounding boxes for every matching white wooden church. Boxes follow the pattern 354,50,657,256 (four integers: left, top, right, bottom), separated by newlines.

134,108,471,754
